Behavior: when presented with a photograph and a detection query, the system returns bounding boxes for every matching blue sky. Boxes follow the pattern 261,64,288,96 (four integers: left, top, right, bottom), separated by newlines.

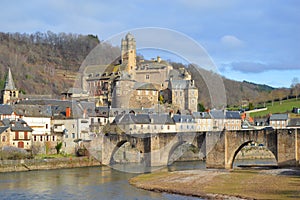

1,0,299,88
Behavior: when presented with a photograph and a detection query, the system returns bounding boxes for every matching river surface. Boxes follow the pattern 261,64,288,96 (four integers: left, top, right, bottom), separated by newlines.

0,159,276,200
0,161,205,200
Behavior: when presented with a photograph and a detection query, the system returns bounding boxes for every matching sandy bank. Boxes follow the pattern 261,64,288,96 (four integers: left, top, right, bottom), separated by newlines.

130,168,300,200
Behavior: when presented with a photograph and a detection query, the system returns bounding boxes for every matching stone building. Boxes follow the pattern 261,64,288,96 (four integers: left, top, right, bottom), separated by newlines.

0,119,33,150
168,79,198,113
268,113,289,129
0,68,19,104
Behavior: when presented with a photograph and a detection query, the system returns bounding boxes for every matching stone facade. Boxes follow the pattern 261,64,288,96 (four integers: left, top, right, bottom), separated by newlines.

169,80,198,113
0,119,33,150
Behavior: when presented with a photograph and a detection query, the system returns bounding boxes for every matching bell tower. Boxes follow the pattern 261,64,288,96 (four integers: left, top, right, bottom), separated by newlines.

121,33,136,75
1,67,19,104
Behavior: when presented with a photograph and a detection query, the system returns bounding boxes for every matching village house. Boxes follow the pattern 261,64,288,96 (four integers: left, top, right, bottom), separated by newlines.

225,111,242,130
209,110,226,131
268,113,289,129
113,113,175,134
0,118,33,150
12,104,53,154
173,114,197,132
192,112,213,132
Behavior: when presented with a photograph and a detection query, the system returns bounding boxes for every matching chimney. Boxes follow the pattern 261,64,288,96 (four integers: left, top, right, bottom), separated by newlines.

66,107,71,118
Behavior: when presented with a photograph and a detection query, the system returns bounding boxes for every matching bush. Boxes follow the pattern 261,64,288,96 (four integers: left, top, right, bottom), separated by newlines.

0,146,32,160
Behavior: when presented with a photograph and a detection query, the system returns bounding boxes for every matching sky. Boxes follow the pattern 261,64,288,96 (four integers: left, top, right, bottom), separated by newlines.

1,0,299,88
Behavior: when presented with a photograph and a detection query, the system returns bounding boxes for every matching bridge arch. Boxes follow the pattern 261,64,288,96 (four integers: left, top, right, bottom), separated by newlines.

227,140,277,169
109,140,128,164
167,141,199,165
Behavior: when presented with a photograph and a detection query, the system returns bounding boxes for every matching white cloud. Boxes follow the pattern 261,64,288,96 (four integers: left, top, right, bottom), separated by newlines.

221,35,244,48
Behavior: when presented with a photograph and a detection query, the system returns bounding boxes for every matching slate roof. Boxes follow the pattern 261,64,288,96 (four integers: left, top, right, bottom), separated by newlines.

0,126,9,134
169,80,196,90
114,113,150,125
269,113,289,121
172,114,195,123
0,105,13,115
225,111,241,119
1,119,33,132
134,82,158,91
210,110,225,119
192,112,211,119
149,114,174,124
13,105,52,117
4,68,16,90
16,99,85,119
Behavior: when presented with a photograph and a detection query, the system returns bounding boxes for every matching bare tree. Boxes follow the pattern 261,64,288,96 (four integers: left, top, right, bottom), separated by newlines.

291,77,299,100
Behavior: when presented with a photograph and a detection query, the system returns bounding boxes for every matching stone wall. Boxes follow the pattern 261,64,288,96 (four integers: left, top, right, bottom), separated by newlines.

0,156,100,173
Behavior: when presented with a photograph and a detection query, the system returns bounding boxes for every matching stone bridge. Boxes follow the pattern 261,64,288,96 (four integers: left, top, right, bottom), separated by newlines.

206,128,300,169
85,132,206,167
85,128,300,169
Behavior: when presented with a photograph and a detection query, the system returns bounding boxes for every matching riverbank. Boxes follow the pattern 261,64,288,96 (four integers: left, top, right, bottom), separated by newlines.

0,156,101,172
129,168,300,200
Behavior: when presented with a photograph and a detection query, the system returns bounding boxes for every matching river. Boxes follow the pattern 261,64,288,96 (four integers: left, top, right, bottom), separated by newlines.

0,161,205,200
0,159,277,200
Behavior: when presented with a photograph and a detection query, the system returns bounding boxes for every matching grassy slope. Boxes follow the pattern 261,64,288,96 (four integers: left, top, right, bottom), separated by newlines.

250,98,300,118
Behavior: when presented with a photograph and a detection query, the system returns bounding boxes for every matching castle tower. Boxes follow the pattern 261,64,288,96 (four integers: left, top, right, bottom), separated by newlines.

1,68,19,104
121,33,136,75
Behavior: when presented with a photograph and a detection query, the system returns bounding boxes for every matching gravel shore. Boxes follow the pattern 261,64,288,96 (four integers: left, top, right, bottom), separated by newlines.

130,168,300,200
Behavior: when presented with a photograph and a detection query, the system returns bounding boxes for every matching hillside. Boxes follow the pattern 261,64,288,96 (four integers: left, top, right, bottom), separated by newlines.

0,31,295,107
0,32,119,97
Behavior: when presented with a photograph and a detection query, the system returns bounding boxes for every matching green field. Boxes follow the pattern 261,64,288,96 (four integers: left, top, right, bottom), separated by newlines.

250,98,300,118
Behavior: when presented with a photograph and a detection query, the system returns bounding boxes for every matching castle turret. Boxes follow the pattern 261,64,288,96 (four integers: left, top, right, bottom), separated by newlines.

1,67,19,104
121,33,136,76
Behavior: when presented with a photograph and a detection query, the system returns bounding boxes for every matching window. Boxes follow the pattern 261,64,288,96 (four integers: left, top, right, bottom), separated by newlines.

24,132,28,140
15,132,19,140
52,136,55,141
65,134,68,138
72,124,75,128
2,136,6,142
72,133,75,138
46,124,48,129
34,135,37,141
40,136,43,141
46,136,49,141
167,125,170,130
146,75,150,79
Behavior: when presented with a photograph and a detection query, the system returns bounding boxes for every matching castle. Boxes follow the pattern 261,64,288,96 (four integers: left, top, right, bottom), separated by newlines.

82,33,199,113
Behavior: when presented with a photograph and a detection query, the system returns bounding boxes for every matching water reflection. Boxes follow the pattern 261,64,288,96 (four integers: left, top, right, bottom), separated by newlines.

0,164,203,200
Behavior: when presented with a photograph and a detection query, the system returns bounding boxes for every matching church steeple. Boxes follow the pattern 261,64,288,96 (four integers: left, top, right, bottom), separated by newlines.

4,67,16,90
1,67,19,104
